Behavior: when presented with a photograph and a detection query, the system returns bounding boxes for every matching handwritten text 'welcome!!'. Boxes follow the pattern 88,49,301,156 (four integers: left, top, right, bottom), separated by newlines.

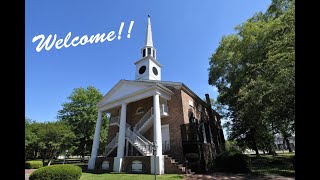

32,21,134,52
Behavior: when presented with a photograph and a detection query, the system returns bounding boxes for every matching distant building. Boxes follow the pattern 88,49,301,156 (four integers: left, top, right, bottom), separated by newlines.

274,134,295,151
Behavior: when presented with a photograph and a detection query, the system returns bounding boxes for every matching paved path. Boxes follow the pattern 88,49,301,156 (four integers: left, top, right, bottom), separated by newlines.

25,169,295,180
184,173,295,180
25,169,36,180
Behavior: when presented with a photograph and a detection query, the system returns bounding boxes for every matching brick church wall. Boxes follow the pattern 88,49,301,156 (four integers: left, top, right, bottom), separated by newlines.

161,86,185,162
104,84,220,167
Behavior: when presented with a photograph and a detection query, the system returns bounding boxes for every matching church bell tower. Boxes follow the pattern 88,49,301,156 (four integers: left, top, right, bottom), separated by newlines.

135,15,162,81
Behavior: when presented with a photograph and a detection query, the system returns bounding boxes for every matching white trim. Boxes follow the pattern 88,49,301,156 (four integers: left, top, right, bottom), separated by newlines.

98,84,173,112
189,100,194,107
161,124,170,152
134,56,162,67
201,123,207,143
99,89,171,112
102,161,110,170
132,160,143,173
135,107,145,115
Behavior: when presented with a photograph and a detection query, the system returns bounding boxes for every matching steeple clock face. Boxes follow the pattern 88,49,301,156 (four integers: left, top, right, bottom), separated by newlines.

152,67,158,76
139,66,146,74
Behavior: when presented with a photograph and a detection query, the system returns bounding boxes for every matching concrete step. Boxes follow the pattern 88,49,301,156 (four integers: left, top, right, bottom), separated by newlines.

165,155,194,174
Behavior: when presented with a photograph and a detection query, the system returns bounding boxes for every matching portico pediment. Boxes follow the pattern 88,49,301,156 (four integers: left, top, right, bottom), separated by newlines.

97,80,173,111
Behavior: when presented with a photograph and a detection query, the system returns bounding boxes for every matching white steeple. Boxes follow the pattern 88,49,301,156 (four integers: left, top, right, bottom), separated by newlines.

134,15,162,81
144,15,153,47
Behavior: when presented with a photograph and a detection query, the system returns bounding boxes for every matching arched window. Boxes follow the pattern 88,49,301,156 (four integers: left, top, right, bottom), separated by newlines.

132,160,143,173
201,123,207,143
101,160,109,170
135,107,145,115
188,111,195,124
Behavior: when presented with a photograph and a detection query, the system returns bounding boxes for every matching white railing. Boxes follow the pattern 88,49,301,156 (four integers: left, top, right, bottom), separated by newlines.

126,127,152,155
110,116,120,125
110,116,131,129
107,105,170,157
135,130,152,145
105,133,119,156
134,108,153,132
160,104,168,115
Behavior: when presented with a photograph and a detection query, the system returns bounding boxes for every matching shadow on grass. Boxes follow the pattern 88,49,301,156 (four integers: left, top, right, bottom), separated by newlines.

251,169,295,177
167,175,184,179
76,164,121,174
249,153,295,177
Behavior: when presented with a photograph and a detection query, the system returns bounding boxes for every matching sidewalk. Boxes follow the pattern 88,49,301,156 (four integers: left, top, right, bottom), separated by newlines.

25,169,36,180
184,173,295,180
25,169,295,180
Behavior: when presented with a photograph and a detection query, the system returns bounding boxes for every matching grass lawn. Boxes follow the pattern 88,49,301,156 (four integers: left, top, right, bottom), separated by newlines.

249,152,295,177
80,173,184,180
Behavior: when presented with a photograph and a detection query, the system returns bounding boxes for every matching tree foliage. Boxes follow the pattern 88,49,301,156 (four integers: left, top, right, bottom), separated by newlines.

57,86,109,157
25,118,76,165
37,122,76,165
208,0,294,154
25,118,40,160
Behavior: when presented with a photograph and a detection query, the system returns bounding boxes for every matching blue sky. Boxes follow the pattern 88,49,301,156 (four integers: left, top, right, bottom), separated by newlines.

26,0,271,123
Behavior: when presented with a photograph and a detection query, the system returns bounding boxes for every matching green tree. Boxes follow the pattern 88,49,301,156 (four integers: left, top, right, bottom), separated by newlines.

25,118,39,160
36,121,76,165
208,0,294,156
25,119,76,164
57,86,109,159
225,140,239,151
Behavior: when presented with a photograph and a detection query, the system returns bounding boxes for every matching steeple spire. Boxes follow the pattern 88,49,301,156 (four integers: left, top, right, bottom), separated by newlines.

144,15,153,47
140,15,157,59
134,15,162,81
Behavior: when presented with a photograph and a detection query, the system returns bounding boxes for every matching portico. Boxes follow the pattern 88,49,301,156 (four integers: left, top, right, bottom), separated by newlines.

88,80,173,174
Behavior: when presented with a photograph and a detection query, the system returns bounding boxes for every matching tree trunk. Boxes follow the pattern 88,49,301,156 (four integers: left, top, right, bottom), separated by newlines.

47,151,58,166
281,131,293,153
252,139,260,157
81,151,85,160
285,138,292,152
33,149,39,160
47,157,53,166
268,144,277,156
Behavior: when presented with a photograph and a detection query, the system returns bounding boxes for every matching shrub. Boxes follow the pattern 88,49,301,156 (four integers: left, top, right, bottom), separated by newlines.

214,149,251,173
269,159,285,165
25,161,43,169
29,164,82,180
185,153,199,162
185,153,202,172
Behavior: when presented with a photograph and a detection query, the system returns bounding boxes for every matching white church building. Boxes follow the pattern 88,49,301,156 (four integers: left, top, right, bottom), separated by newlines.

87,16,225,174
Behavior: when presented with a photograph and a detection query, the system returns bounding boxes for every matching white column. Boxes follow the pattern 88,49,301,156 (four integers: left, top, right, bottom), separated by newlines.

151,93,164,174
113,103,127,172
88,111,103,170
153,94,162,156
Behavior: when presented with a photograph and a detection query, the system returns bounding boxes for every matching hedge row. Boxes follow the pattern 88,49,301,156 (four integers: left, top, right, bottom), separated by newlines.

29,164,82,180
25,161,43,169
